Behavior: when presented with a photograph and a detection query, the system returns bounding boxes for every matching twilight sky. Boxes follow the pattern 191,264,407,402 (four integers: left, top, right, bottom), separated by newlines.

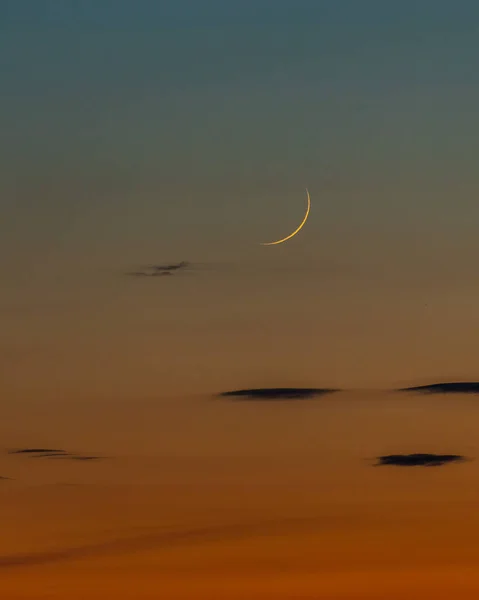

3,1,479,396
3,3,479,599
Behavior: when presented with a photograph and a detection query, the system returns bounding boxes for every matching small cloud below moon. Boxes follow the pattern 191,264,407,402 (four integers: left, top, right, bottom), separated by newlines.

219,387,338,400
374,453,467,467
125,261,190,277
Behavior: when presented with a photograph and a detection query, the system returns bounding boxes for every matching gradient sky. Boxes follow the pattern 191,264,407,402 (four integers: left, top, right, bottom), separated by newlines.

2,3,479,598
3,1,479,395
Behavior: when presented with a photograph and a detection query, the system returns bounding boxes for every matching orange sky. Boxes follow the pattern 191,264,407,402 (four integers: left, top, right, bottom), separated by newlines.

2,392,479,598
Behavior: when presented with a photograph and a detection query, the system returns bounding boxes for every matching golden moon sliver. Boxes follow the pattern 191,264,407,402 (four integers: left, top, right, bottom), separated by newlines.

260,189,311,246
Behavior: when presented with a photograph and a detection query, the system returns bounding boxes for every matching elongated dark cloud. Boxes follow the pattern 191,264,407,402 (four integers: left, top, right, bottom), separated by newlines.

398,381,479,394
219,387,338,400
0,476,13,481
8,449,103,461
375,453,466,467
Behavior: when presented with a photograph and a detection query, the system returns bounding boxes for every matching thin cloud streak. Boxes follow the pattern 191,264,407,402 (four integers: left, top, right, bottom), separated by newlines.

0,516,337,569
8,449,104,461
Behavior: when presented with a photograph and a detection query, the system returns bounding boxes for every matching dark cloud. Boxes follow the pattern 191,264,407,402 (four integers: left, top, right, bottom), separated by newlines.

151,261,189,272
398,382,479,394
375,453,467,467
126,261,190,277
124,259,360,279
219,387,338,400
0,476,13,481
8,449,104,461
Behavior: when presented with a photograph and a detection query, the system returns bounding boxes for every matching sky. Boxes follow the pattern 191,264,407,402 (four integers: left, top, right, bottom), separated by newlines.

2,1,479,394
2,2,479,598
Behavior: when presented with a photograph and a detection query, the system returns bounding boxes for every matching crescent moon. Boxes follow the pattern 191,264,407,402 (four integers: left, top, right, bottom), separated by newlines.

260,189,311,246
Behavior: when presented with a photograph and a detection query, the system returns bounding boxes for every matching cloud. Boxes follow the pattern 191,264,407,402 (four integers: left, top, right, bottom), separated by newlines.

0,476,13,481
398,382,479,394
151,261,189,272
375,453,467,467
124,259,360,280
219,387,338,400
126,261,190,277
0,516,329,569
8,449,104,461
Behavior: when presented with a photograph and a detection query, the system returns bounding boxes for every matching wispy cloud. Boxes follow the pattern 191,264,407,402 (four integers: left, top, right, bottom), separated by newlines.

8,449,104,461
123,258,359,279
125,261,190,277
0,516,330,569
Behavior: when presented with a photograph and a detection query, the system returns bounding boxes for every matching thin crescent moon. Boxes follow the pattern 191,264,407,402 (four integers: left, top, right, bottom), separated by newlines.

260,189,311,246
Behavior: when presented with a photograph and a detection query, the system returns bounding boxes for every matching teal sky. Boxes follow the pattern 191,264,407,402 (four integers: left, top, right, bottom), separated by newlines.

2,1,479,394
2,2,479,252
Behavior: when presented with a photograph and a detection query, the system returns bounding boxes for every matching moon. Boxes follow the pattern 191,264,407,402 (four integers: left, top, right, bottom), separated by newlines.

260,189,311,246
